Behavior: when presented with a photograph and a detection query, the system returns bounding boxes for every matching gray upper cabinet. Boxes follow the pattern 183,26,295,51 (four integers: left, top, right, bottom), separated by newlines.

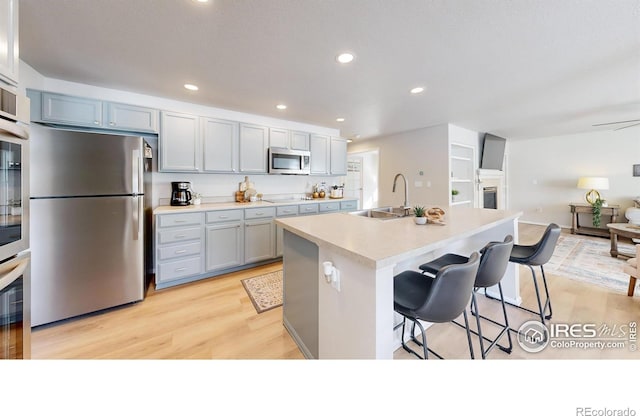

159,111,200,172
269,127,289,148
330,137,348,176
239,123,268,173
0,0,18,86
105,102,159,133
41,92,103,127
310,133,329,175
202,117,239,173
28,89,160,133
290,131,310,151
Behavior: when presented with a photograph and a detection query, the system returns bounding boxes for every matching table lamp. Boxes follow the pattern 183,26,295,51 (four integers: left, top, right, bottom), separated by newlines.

577,177,609,204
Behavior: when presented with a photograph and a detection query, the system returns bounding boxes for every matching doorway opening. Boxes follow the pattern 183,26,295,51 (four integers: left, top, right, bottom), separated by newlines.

346,150,379,209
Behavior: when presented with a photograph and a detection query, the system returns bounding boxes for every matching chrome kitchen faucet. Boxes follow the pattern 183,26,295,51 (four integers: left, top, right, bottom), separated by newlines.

392,173,410,212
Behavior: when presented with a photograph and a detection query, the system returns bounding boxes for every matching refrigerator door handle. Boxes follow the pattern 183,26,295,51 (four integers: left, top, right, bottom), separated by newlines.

132,196,141,241
132,148,141,195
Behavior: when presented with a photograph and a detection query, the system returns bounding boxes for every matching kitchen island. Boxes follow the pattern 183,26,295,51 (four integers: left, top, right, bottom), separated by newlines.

276,206,523,359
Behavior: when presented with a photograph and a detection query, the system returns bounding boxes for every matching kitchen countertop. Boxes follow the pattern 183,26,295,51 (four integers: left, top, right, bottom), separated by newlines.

276,206,523,269
153,197,358,215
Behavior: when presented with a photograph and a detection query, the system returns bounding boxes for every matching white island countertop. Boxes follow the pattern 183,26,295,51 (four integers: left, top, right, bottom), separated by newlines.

276,206,523,269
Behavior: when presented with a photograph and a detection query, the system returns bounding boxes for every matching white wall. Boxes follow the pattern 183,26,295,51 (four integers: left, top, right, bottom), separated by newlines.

508,128,640,227
19,61,342,208
348,124,451,208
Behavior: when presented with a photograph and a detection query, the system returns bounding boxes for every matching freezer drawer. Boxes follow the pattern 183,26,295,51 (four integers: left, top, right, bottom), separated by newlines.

30,196,144,327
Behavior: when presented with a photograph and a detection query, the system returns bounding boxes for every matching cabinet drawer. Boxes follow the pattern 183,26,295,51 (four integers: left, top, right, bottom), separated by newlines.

341,200,358,211
157,257,202,283
206,209,244,224
158,213,203,228
298,204,319,215
158,241,202,261
158,227,201,244
245,207,276,219
319,202,340,212
276,205,299,217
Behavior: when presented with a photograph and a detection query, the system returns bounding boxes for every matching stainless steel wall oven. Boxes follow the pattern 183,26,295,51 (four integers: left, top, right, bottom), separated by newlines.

0,84,30,359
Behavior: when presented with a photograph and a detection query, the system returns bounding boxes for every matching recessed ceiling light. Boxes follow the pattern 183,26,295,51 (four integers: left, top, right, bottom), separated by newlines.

336,117,345,122
184,84,199,91
346,139,353,143
410,86,425,94
336,52,355,64
276,104,287,110
193,0,209,3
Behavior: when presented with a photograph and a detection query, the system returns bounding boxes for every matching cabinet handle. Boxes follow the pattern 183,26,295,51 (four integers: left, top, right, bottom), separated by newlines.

255,213,264,216
283,210,292,213
175,234,186,238
109,121,115,126
219,215,229,219
94,120,100,125
175,267,187,272
175,250,187,254
174,220,187,223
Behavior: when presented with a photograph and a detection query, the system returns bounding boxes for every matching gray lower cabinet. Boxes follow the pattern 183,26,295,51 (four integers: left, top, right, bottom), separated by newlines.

155,212,204,287
154,199,357,288
244,206,276,263
276,205,298,257
205,222,244,271
205,209,244,271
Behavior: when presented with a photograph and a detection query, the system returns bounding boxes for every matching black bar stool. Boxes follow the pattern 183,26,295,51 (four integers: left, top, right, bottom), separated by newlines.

419,235,515,359
394,252,480,359
505,223,561,324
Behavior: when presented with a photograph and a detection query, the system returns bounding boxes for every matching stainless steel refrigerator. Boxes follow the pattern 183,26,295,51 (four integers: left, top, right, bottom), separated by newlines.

29,124,153,327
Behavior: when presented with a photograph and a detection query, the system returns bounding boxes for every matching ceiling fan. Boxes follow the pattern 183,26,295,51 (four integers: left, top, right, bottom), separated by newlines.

592,118,640,131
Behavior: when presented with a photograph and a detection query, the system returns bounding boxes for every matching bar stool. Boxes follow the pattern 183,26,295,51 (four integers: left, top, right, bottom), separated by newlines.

419,235,514,359
394,252,480,359
506,223,561,324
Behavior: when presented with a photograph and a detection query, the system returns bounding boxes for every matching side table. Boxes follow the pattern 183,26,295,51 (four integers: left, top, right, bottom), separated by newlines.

569,203,619,238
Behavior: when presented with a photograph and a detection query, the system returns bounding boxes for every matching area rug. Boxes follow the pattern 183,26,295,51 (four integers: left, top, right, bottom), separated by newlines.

545,234,634,294
241,270,283,314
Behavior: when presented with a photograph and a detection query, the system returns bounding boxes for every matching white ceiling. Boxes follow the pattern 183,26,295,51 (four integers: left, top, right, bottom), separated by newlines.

19,0,640,141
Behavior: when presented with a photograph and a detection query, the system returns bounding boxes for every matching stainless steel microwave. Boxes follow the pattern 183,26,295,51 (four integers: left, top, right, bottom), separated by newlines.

268,148,310,175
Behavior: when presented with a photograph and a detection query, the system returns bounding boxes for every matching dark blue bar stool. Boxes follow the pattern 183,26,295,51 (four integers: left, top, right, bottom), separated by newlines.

394,252,480,359
419,235,515,359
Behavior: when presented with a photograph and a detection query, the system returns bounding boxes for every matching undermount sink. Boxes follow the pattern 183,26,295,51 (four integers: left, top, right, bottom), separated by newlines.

349,206,410,220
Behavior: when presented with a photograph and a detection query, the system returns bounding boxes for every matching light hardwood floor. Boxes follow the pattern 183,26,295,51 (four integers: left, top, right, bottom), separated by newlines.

31,223,639,359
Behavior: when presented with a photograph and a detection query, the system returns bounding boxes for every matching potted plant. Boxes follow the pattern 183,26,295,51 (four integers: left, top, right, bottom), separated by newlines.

413,205,427,225
591,198,603,227
451,189,459,202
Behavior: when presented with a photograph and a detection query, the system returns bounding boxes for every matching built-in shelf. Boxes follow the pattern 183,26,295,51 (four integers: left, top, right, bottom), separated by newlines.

450,142,476,208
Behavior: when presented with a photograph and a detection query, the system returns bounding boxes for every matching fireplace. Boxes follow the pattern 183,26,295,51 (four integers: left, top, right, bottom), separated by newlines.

483,187,498,209
477,169,506,209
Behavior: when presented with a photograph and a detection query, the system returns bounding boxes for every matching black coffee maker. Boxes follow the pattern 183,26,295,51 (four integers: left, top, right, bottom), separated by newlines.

170,182,192,206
